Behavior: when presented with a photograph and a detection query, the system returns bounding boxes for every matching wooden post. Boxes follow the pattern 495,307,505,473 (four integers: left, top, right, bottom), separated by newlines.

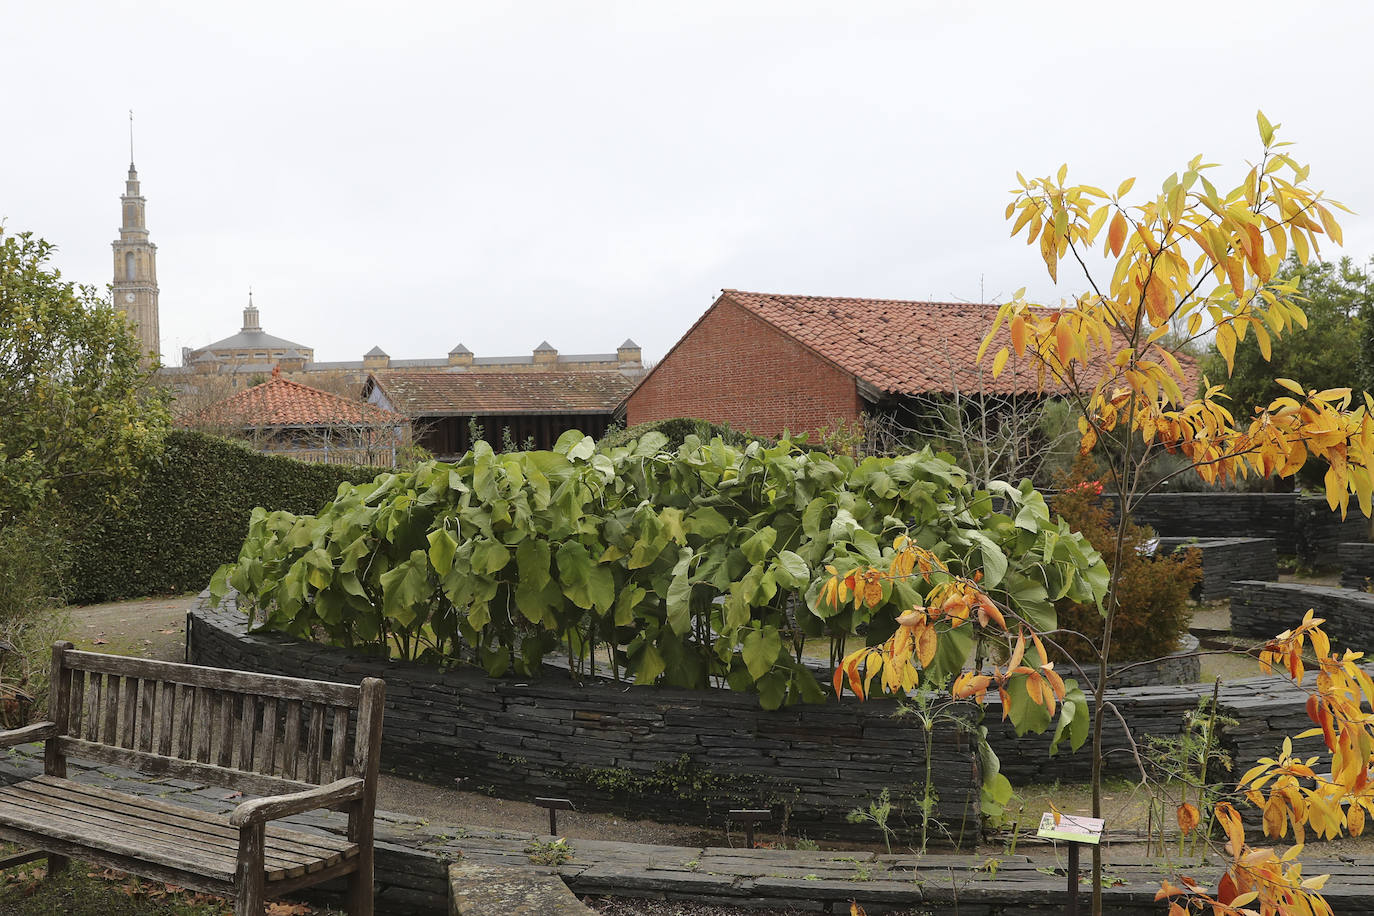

1066,841,1083,916
727,809,772,848
347,678,385,916
44,642,73,876
235,822,265,916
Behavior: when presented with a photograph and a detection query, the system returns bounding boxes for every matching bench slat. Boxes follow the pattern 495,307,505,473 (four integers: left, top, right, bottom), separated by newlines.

305,704,325,784
0,790,237,880
259,697,278,776
62,651,360,706
138,677,155,753
55,738,315,799
3,782,348,875
30,776,353,859
281,700,302,780
329,707,349,783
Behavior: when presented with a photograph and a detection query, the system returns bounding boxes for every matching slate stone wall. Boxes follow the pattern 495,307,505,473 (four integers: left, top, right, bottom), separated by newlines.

191,593,1332,834
189,597,982,846
1156,537,1278,601
1230,580,1374,651
1339,542,1374,591
1085,493,1365,564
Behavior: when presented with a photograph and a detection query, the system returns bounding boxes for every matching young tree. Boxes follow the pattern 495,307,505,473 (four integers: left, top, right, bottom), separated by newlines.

0,228,169,523
826,113,1374,915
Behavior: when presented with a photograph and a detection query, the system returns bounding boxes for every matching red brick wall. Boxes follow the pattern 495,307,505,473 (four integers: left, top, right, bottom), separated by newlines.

626,298,861,439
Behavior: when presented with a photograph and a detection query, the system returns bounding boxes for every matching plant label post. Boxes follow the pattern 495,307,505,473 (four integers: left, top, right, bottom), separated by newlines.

1037,812,1104,916
535,797,574,836
727,809,772,848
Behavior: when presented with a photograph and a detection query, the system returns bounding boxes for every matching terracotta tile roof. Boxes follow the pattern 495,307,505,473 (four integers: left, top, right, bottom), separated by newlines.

719,290,1198,397
369,370,637,415
181,376,402,428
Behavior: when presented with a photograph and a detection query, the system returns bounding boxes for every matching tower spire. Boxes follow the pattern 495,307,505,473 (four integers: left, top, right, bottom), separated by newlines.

128,109,135,171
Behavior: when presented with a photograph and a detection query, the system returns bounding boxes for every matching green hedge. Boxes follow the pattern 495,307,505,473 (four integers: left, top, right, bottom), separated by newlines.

68,431,381,604
598,417,773,453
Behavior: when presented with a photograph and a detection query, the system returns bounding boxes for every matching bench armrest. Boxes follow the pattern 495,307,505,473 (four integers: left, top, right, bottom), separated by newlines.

228,777,365,827
0,722,57,748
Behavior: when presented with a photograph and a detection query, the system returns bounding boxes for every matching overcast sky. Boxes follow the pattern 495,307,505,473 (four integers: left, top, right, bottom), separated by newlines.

5,1,1372,367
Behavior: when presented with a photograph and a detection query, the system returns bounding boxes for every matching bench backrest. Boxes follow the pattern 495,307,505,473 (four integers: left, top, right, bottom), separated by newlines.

47,644,385,798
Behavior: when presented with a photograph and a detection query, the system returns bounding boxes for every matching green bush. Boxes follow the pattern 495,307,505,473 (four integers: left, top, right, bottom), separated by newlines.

66,431,381,604
0,516,71,725
598,417,772,452
1051,456,1201,664
216,430,1105,716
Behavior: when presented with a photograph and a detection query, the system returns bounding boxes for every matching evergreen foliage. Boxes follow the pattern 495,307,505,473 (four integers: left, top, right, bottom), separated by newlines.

67,430,379,603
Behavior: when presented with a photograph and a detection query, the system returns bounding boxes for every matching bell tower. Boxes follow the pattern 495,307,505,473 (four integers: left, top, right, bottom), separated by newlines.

111,113,160,364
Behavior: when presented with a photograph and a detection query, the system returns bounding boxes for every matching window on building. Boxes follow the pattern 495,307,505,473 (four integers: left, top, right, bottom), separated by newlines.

125,251,135,280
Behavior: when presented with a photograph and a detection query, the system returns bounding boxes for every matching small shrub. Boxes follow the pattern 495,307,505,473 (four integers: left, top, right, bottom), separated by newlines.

0,516,72,724
1051,455,1201,664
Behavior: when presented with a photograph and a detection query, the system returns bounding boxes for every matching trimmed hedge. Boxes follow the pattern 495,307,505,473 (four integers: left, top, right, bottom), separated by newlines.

68,431,380,604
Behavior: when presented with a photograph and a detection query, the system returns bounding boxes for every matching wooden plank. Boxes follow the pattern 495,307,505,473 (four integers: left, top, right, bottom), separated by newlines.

0,786,315,870
281,700,301,781
27,777,352,859
157,681,175,757
101,674,120,747
0,848,49,869
173,683,193,759
238,694,256,772
62,651,360,706
0,793,236,880
192,686,211,763
3,782,349,873
69,669,85,741
119,676,137,750
259,698,277,776
83,673,101,742
216,690,235,769
304,704,325,784
328,707,349,783
54,738,308,799
0,821,235,898
138,678,155,753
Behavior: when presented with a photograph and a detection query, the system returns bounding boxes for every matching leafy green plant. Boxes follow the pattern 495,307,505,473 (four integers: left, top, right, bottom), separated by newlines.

1143,683,1235,858
846,788,896,855
213,429,1101,710
524,837,574,866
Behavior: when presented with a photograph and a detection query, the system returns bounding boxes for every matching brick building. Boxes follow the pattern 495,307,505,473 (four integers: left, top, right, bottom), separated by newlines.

624,290,1193,440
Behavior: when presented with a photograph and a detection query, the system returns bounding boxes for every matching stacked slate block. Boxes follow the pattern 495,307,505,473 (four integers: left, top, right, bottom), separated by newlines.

191,595,982,847
1339,542,1374,591
1156,537,1277,601
1230,580,1374,651
1084,492,1366,565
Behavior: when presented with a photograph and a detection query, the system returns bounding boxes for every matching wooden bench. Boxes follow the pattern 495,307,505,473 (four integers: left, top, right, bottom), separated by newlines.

0,642,385,916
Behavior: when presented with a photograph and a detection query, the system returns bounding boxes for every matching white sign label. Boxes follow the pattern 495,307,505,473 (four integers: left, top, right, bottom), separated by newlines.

1036,812,1105,845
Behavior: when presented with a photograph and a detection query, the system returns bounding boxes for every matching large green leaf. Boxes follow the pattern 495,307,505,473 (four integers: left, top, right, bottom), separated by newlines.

380,549,431,628
741,625,782,681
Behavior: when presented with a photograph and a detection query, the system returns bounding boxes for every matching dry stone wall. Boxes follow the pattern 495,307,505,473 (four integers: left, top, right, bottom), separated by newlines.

1156,537,1277,601
190,596,982,846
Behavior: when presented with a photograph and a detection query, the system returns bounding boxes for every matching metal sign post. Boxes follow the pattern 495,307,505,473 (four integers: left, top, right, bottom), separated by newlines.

1036,812,1105,916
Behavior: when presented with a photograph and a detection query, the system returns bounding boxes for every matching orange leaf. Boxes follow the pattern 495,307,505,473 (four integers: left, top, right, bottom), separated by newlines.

1176,803,1200,835
915,624,938,668
1262,791,1288,838
1010,314,1027,356
1107,211,1128,256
